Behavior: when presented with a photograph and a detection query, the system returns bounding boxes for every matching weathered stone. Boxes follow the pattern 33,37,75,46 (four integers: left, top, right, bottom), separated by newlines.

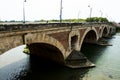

0,23,116,66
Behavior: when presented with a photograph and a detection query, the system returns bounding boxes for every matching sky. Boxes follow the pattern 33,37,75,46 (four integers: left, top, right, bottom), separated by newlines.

0,0,120,22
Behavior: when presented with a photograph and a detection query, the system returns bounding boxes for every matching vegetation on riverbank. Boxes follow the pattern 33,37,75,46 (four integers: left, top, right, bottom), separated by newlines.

1,17,118,28
23,45,30,54
86,17,108,22
35,17,109,23
0,17,110,23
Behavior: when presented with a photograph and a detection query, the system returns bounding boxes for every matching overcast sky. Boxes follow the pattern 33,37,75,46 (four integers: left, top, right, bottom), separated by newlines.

0,0,120,22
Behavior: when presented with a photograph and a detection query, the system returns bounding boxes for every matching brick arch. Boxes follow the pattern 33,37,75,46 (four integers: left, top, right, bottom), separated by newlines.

25,33,66,59
28,43,65,64
79,27,98,51
101,26,109,37
109,27,115,35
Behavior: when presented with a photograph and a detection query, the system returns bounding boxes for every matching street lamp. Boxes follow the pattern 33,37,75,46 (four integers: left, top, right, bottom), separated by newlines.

88,5,92,22
23,0,26,23
60,0,62,24
77,10,81,23
99,10,103,17
88,5,92,29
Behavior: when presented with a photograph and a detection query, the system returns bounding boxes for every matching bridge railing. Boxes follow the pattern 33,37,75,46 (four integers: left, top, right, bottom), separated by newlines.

0,22,109,32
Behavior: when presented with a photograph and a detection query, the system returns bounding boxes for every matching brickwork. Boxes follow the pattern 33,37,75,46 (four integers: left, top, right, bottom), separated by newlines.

0,35,23,54
0,23,116,63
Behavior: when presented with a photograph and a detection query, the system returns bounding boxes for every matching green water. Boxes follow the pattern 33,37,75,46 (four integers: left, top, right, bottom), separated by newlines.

81,33,120,80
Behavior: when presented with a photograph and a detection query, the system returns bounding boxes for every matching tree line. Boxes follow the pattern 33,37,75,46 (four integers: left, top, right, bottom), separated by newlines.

86,17,108,22
0,17,109,23
36,17,109,23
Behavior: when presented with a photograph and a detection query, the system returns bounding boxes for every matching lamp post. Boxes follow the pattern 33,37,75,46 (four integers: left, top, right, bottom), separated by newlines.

23,0,26,23
60,0,62,24
88,5,92,29
77,10,81,23
88,5,92,22
100,10,103,17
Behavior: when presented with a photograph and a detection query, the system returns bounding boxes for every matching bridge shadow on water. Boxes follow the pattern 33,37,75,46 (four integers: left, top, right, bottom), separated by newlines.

16,43,108,80
81,42,108,63
0,54,90,80
0,37,113,80
17,54,90,80
0,42,109,80
22,38,111,80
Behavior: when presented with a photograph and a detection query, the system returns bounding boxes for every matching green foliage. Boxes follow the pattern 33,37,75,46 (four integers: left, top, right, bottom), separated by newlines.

62,19,86,22
86,17,109,22
0,17,110,23
35,19,86,23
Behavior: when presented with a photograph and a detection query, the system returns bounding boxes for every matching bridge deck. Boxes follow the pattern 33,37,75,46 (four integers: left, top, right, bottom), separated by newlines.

0,22,109,32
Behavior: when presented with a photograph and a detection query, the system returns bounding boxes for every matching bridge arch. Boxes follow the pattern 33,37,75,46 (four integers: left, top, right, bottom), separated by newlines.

28,43,65,64
80,27,98,51
101,26,109,37
25,33,66,63
109,27,116,35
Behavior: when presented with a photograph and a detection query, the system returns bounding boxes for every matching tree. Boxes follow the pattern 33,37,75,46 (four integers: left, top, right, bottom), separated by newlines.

86,17,109,22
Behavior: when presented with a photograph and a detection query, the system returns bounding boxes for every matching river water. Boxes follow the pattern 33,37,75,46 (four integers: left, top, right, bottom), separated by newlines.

0,33,120,80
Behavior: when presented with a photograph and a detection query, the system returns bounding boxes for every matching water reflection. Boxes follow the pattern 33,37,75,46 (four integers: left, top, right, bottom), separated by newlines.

0,45,27,68
0,45,89,80
81,34,120,80
81,43,107,63
18,55,89,80
0,57,29,80
0,53,91,80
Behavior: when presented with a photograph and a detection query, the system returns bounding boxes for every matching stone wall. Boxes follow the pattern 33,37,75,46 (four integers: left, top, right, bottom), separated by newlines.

0,34,23,54
0,23,116,57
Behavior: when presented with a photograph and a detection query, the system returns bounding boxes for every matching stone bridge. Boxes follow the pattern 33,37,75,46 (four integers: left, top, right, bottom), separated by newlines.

0,22,116,67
